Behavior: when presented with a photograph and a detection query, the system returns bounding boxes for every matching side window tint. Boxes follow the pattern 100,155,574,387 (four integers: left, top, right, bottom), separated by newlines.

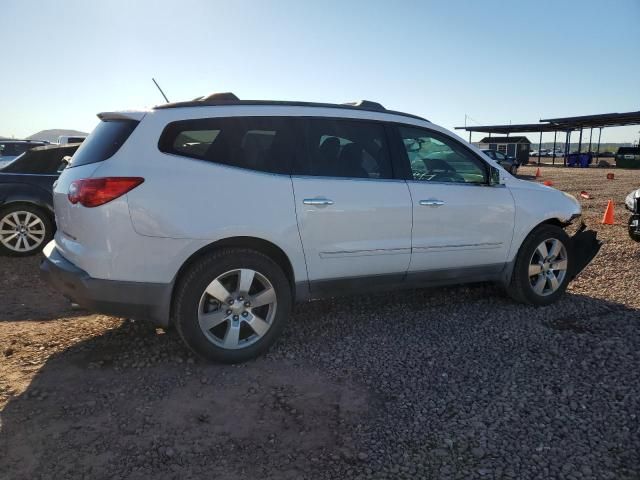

173,130,220,158
399,127,487,184
158,117,295,174
300,119,393,179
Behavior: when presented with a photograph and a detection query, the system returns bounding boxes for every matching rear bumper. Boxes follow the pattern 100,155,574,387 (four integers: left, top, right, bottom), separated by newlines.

40,242,172,326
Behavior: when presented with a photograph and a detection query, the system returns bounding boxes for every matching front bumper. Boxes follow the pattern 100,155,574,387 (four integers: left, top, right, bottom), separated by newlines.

40,242,172,326
569,223,603,280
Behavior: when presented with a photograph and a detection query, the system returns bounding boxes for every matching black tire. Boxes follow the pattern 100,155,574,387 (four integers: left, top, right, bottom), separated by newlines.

0,203,53,257
507,224,571,306
173,248,292,363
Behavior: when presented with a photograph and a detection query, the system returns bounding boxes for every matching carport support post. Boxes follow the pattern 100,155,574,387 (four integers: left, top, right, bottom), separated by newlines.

596,128,602,158
588,127,593,153
537,130,543,165
564,130,570,166
552,131,557,165
577,128,583,153
469,131,472,143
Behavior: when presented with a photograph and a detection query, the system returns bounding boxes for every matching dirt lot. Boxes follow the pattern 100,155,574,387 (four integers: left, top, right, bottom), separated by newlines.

1,165,639,479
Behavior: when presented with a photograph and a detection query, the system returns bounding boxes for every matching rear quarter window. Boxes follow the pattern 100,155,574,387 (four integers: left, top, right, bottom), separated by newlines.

158,117,296,175
69,120,138,168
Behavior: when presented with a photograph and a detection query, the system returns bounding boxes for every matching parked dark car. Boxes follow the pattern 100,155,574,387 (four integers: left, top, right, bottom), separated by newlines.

0,144,78,256
616,147,640,169
0,140,48,168
481,149,519,175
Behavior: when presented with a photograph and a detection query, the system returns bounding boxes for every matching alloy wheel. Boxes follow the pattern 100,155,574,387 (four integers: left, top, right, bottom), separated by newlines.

0,211,47,253
528,238,568,296
197,268,277,349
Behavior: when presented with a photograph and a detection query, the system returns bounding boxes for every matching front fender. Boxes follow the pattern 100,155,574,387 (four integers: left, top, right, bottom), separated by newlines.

506,181,581,262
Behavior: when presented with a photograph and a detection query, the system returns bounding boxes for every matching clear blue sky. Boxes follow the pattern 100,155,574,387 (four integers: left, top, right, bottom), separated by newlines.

2,0,639,143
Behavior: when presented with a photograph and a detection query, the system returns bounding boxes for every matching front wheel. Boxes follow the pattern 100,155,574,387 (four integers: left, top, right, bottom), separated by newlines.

0,204,53,257
173,248,292,363
507,224,571,306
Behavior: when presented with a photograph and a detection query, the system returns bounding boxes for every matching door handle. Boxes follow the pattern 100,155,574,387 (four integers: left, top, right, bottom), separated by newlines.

419,199,445,207
303,197,334,206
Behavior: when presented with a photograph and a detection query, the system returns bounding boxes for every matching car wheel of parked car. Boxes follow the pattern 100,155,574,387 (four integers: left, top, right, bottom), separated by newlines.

173,248,292,363
507,224,571,306
0,204,53,257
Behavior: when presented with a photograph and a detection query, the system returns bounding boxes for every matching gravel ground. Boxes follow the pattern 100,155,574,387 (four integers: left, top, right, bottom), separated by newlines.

1,165,639,479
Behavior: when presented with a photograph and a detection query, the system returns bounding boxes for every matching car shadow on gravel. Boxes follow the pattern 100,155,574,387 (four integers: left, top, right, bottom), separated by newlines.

0,254,87,322
1,283,639,479
0,317,372,480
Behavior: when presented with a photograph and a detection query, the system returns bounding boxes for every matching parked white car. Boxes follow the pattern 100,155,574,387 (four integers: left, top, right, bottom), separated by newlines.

626,187,640,242
57,135,86,145
41,93,601,363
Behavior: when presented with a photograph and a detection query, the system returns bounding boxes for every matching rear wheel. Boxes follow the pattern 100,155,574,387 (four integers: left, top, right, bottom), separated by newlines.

173,248,292,363
0,204,53,257
507,224,571,306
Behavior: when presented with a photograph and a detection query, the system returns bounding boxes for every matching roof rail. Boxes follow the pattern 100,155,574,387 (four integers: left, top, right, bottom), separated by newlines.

192,92,240,103
342,100,385,111
154,92,428,122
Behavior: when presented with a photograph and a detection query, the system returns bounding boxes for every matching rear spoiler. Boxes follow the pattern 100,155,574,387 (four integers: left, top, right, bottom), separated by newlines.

97,111,147,122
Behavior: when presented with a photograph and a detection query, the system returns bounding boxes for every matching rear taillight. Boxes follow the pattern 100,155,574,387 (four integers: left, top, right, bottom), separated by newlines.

68,177,144,207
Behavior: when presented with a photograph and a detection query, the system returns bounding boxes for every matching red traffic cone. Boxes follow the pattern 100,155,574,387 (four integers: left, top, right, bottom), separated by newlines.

535,168,541,178
543,180,553,186
602,200,615,225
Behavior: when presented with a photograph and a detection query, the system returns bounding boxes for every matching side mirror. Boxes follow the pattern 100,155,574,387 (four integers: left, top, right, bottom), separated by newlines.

489,165,505,186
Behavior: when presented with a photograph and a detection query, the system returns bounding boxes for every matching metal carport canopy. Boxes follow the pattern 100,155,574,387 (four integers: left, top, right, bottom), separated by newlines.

454,123,567,134
541,111,640,129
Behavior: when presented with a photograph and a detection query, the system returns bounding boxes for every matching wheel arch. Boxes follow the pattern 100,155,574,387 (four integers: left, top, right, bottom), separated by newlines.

501,216,572,286
169,236,298,322
0,198,54,217
0,183,54,215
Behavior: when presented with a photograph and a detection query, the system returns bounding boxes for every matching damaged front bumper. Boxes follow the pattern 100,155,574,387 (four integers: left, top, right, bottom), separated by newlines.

629,214,640,242
569,223,603,280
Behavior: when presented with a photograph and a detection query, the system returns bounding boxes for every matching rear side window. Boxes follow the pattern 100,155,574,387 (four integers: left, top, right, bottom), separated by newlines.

69,120,138,168
158,117,296,175
0,143,44,157
297,119,393,179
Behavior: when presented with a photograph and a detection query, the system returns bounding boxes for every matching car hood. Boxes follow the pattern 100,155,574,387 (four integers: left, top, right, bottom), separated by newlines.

506,176,581,218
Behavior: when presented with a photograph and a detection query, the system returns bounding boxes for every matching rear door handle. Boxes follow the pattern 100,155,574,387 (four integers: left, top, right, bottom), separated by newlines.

419,199,445,207
303,197,334,206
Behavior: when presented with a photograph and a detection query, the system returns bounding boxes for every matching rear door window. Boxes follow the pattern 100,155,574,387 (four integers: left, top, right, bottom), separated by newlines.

158,117,296,174
296,118,394,179
69,120,139,168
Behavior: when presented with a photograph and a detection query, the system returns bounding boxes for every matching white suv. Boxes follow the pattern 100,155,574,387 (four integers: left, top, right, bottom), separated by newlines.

41,93,601,363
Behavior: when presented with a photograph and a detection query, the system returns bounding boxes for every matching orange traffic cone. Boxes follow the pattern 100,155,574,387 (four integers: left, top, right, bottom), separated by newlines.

535,168,541,178
602,200,615,225
543,180,553,186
